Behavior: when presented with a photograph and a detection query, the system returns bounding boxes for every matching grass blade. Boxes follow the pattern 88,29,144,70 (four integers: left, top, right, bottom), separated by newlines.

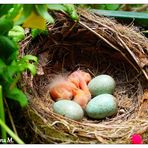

91,9,148,26
0,85,7,140
0,119,24,144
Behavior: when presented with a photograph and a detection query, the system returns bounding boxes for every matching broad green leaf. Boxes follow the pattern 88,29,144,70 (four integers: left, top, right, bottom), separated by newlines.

5,86,28,107
22,55,38,63
31,29,40,38
1,60,20,82
63,4,79,20
0,4,13,17
23,11,46,30
3,65,18,82
14,4,34,25
16,62,36,76
35,4,54,24
8,25,25,43
0,36,18,60
0,17,13,35
3,56,37,81
31,28,48,38
6,4,22,20
48,4,67,12
25,63,36,76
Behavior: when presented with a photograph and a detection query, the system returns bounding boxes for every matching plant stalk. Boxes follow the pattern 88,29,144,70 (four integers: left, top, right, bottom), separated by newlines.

0,85,7,140
0,119,24,144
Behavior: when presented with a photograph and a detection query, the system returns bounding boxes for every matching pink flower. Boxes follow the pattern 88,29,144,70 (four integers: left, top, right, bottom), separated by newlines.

131,134,143,144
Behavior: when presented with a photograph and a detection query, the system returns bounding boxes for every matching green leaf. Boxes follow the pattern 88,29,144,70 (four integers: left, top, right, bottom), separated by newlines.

105,4,120,10
35,4,54,24
0,35,18,60
5,86,28,107
95,4,106,9
22,55,38,63
0,4,13,17
14,4,34,25
25,63,36,76
16,62,36,76
92,9,148,19
48,4,67,12
0,17,13,35
8,25,25,43
63,4,79,20
3,65,18,82
31,28,48,38
18,55,38,75
91,9,148,26
31,29,41,38
6,4,22,20
3,55,37,81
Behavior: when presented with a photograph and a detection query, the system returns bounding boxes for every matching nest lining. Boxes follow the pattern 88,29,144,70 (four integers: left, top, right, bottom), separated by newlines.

19,9,148,144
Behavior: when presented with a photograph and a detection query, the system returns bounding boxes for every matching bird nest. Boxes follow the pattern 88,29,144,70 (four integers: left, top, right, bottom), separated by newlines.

19,9,148,144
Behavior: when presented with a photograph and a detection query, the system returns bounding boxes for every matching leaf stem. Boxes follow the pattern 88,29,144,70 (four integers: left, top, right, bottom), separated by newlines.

0,85,7,140
0,119,24,144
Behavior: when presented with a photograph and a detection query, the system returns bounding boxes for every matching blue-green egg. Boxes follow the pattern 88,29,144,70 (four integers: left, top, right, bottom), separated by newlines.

88,74,116,96
53,100,84,121
86,94,117,119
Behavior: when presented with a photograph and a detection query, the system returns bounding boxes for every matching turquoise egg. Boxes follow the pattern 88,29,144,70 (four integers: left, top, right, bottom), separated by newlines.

86,94,117,119
53,100,84,121
88,74,116,96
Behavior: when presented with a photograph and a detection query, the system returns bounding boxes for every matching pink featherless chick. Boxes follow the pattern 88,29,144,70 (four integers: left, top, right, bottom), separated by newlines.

49,75,77,101
69,70,91,108
68,70,91,88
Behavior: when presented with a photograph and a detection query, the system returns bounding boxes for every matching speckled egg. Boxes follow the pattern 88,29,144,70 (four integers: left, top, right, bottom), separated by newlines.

53,100,84,121
86,94,117,119
88,74,116,96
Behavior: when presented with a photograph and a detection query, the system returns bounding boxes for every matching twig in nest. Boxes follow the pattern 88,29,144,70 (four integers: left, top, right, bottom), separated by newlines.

79,21,139,74
62,22,78,39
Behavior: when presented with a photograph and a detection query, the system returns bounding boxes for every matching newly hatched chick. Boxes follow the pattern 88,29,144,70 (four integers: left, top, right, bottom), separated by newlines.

73,88,91,108
70,71,92,108
68,70,91,88
49,75,77,101
49,70,92,108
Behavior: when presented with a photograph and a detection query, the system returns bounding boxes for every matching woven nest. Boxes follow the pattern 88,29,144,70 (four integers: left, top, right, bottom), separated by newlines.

19,9,148,144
